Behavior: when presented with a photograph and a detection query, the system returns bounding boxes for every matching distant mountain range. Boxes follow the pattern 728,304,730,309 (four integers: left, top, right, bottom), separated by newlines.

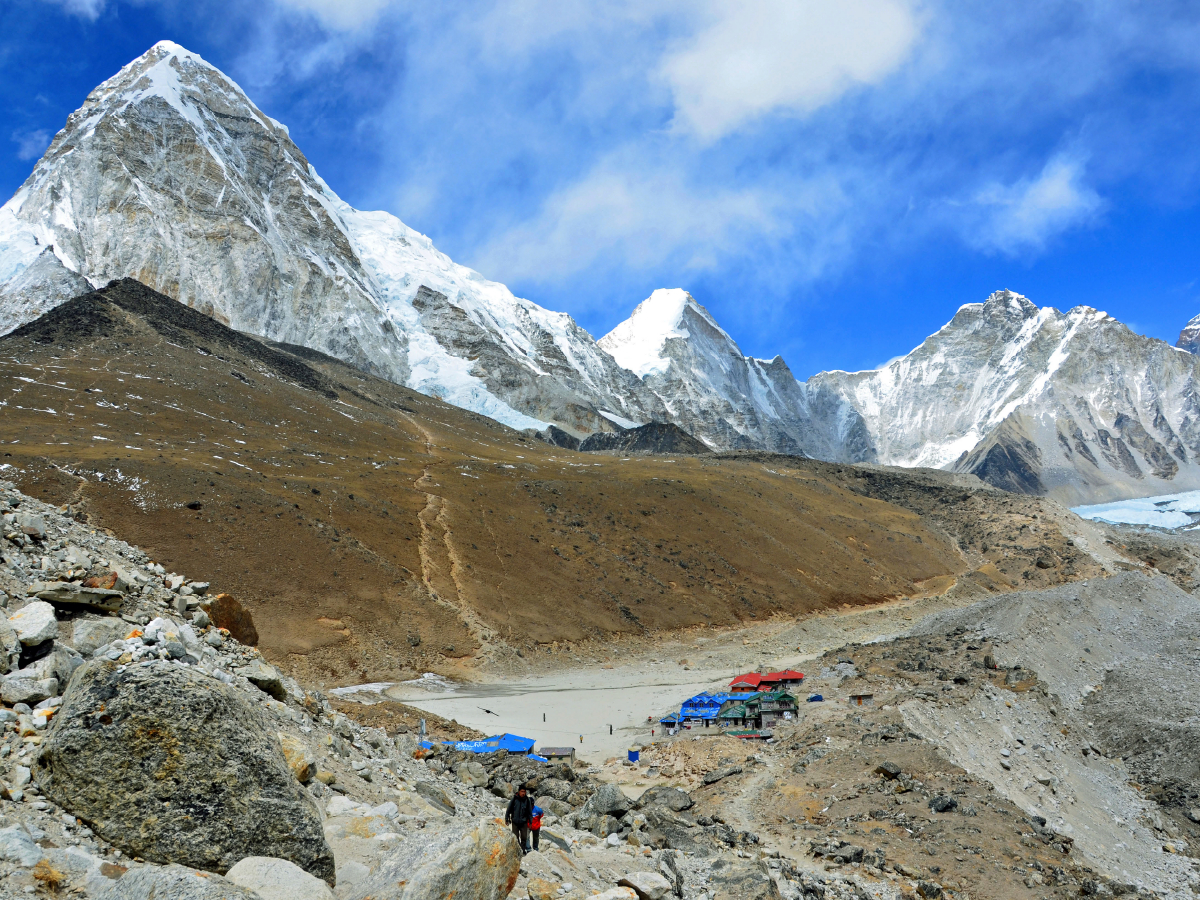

1,41,1198,506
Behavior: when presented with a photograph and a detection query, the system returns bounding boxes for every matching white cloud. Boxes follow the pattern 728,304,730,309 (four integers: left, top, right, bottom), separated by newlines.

39,0,105,20
273,0,394,30
661,0,921,141
969,155,1104,255
474,157,785,287
12,129,51,161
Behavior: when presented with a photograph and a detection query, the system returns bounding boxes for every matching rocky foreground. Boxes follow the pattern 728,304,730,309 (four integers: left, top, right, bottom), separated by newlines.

0,480,895,899
1,477,1199,899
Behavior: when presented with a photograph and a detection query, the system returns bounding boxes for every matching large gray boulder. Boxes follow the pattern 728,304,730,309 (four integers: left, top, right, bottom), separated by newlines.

9,600,58,645
637,786,693,812
226,856,334,900
709,860,782,900
581,782,632,818
94,864,263,899
36,659,334,883
0,618,21,674
342,817,520,900
69,616,129,655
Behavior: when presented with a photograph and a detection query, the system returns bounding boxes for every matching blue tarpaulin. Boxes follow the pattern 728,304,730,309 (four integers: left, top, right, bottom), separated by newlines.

452,733,537,754
806,694,824,703
419,733,540,757
680,692,740,720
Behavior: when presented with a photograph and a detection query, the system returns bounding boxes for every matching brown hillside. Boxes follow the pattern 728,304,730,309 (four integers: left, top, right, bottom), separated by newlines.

0,280,1100,684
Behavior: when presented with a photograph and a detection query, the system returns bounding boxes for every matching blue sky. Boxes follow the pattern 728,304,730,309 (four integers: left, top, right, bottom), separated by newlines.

3,0,1200,377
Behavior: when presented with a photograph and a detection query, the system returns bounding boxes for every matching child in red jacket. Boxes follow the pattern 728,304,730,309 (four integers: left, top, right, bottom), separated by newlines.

530,805,543,852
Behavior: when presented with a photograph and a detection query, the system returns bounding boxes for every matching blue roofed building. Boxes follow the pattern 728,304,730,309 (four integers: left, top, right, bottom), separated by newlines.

679,692,741,728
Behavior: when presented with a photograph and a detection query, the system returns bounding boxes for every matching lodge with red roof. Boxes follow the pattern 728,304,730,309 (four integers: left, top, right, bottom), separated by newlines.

729,669,804,692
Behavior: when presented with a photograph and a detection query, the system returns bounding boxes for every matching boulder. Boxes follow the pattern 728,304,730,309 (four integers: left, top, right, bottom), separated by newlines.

637,786,693,812
32,581,124,612
226,856,335,900
535,796,572,817
36,659,334,883
527,876,560,900
239,659,286,700
415,780,456,816
702,765,742,785
454,760,488,787
17,643,84,684
93,864,262,899
15,512,46,540
69,617,129,656
1,675,58,705
537,827,571,852
580,783,632,818
200,593,258,646
279,733,316,783
592,890,637,900
342,817,520,900
929,795,958,813
0,618,21,674
618,871,673,899
538,777,572,801
9,601,58,646
0,822,45,867
709,860,783,900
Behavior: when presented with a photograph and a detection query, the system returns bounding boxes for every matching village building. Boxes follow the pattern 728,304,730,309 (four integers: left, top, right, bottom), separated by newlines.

717,689,799,729
677,692,741,728
848,693,875,707
728,669,805,693
537,747,577,763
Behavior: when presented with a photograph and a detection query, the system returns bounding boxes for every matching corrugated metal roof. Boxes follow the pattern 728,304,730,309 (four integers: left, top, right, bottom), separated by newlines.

681,692,740,718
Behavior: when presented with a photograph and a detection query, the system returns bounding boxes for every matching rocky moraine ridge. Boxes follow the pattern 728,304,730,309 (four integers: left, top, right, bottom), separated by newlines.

0,480,911,900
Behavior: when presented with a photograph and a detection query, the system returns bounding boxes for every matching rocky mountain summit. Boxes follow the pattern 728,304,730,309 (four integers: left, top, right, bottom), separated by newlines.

806,291,1200,505
1177,313,1200,355
597,290,871,458
0,42,1197,505
0,41,663,438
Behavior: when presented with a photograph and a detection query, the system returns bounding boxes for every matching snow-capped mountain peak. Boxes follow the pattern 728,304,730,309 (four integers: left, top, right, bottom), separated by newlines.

599,288,721,378
0,42,665,436
1177,312,1200,354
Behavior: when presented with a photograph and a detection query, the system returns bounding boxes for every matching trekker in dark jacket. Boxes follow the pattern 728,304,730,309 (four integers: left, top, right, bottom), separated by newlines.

505,785,535,853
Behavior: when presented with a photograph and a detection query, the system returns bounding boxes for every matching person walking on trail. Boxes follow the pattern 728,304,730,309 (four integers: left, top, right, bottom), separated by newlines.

530,804,544,852
505,785,534,854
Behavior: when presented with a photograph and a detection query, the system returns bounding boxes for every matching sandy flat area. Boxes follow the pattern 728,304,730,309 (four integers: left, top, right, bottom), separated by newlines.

365,584,990,763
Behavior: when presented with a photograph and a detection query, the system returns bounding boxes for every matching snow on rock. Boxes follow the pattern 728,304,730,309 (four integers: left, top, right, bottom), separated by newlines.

598,289,867,456
808,290,1200,504
0,41,659,437
1176,312,1200,355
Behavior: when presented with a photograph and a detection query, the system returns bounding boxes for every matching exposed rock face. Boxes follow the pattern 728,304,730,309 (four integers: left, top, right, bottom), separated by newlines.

341,817,521,900
809,290,1200,504
36,659,334,882
226,856,335,900
599,289,872,457
708,860,783,900
579,422,710,455
93,864,263,900
0,41,662,437
1178,312,1200,354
